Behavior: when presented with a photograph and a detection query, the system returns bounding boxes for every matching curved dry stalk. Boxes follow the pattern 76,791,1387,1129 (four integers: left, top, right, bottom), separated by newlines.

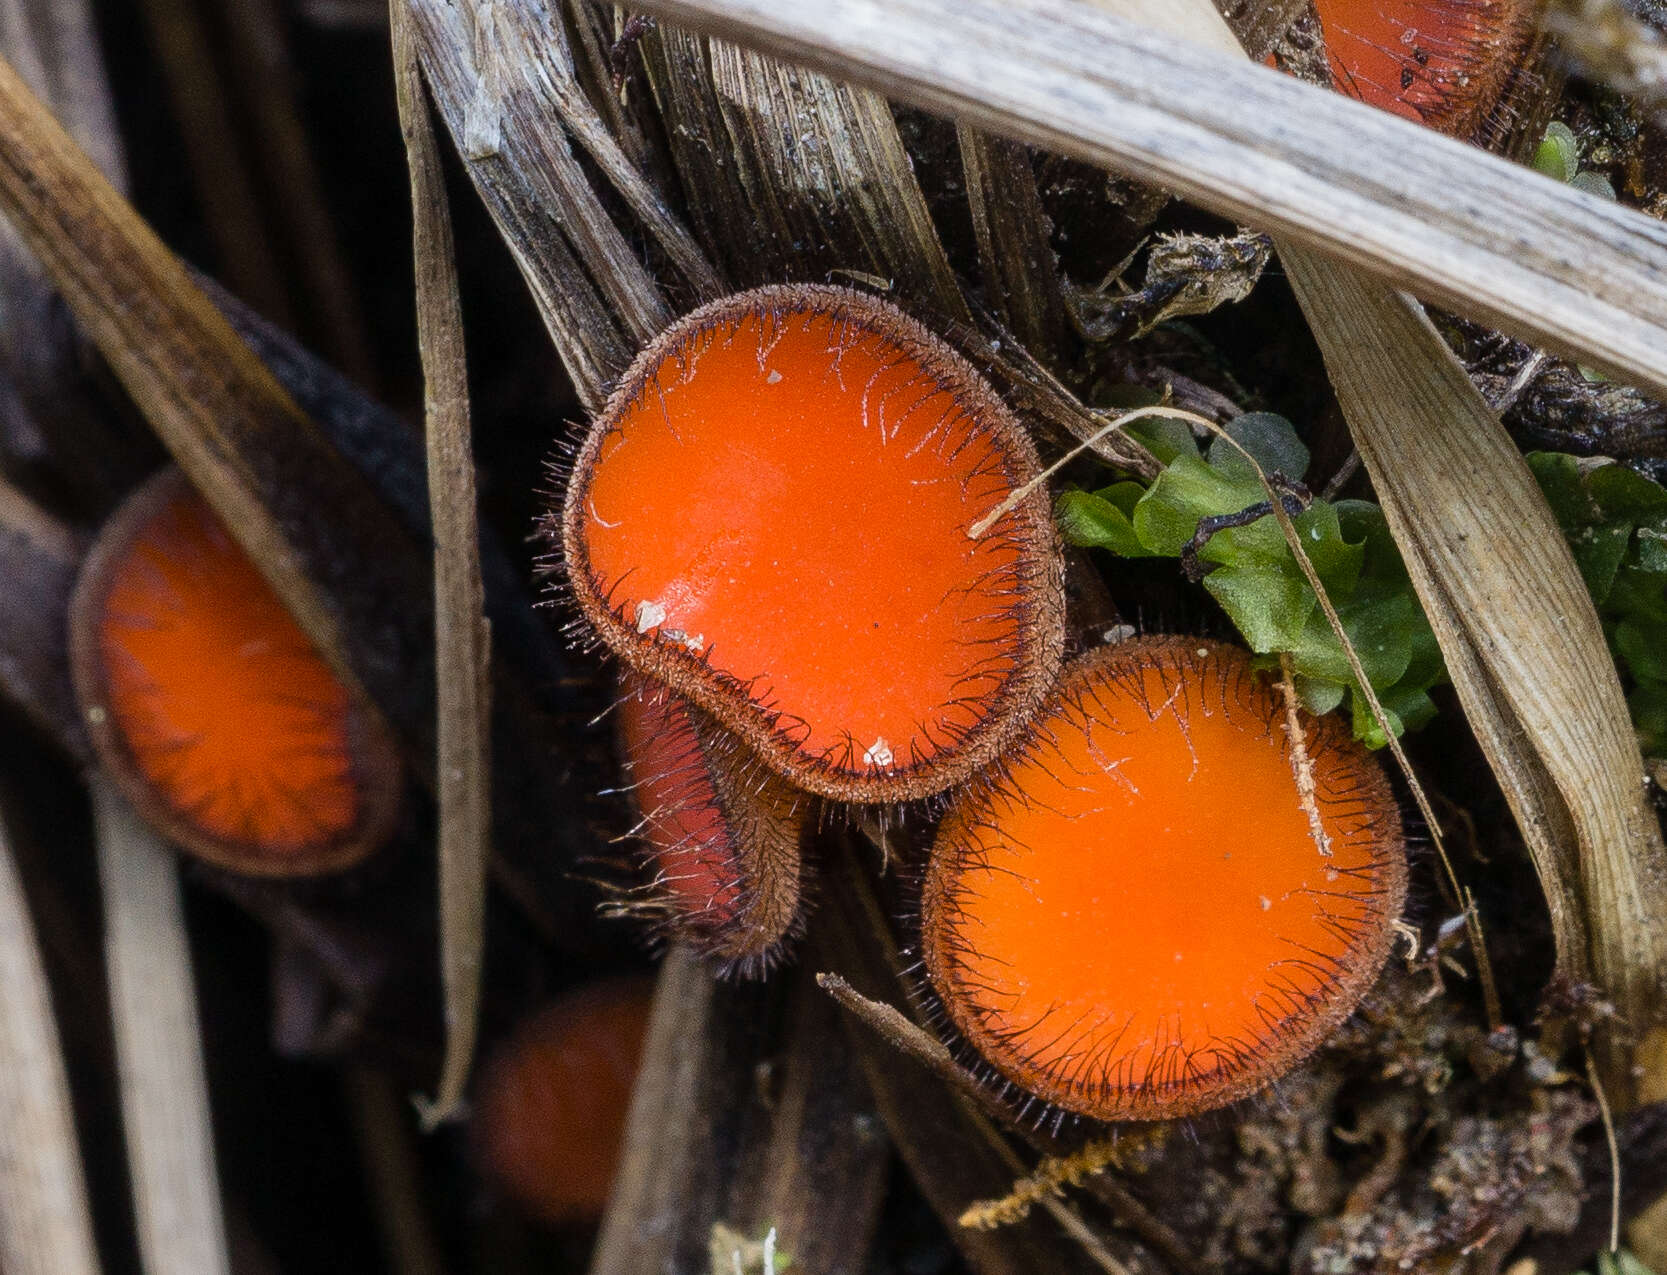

0,801,101,1275
0,50,386,737
391,0,492,1132
93,778,231,1275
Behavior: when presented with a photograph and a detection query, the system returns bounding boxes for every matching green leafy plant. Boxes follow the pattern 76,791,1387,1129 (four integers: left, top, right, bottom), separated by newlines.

1576,1249,1659,1275
1527,451,1667,756
1057,409,1667,757
1057,413,1445,747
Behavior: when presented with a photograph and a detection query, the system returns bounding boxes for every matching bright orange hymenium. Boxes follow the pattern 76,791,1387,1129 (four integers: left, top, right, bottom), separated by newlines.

1311,0,1532,137
616,672,806,975
923,637,1406,1121
560,285,1064,804
70,467,400,876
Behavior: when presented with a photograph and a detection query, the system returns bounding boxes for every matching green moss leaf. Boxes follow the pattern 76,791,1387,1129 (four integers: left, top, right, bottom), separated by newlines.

1060,412,1446,747
1206,411,1310,483
1056,487,1151,556
1132,454,1259,555
1125,416,1200,466
1203,557,1312,651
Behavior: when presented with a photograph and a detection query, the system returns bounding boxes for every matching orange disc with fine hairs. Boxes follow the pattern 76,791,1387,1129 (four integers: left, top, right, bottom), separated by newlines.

922,637,1406,1121
70,468,401,876
560,284,1064,804
1310,0,1533,137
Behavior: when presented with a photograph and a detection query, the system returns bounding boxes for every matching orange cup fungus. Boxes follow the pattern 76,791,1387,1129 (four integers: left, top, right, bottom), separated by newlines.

69,467,401,877
1310,0,1532,137
474,979,654,1225
559,284,1064,804
616,672,807,975
922,636,1406,1122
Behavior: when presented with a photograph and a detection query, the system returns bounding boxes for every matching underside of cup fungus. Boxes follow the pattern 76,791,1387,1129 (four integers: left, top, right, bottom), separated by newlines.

69,467,401,877
1311,0,1531,136
559,284,1065,804
922,636,1406,1122
615,673,806,975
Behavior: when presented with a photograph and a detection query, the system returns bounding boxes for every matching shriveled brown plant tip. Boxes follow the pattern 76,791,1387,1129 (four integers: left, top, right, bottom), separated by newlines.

69,467,402,877
556,283,1065,803
923,636,1407,1121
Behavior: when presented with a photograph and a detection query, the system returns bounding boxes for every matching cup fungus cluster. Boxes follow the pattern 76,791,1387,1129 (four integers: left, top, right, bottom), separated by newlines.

70,467,401,877
1310,0,1532,137
559,287,1407,1120
559,283,1065,969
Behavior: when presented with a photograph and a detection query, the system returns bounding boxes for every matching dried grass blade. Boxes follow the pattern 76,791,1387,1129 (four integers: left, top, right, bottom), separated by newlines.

0,801,100,1275
0,51,398,742
622,0,1667,401
1283,257,1667,1084
405,0,675,405
589,949,721,1275
93,778,232,1275
956,125,1066,359
392,0,492,1129
640,25,966,320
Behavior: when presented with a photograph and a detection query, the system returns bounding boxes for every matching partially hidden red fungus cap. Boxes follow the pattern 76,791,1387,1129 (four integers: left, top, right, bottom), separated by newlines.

922,636,1406,1121
560,284,1065,804
475,978,654,1224
69,467,401,877
1311,0,1532,137
616,672,807,975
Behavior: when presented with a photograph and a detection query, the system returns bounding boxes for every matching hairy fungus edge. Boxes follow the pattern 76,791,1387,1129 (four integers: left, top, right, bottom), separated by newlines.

920,635,1409,1122
551,283,1066,805
68,467,404,878
612,677,814,979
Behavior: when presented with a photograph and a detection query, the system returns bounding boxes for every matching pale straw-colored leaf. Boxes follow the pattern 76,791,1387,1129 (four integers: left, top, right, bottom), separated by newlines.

0,801,100,1275
391,0,493,1129
93,778,231,1275
622,0,1667,403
